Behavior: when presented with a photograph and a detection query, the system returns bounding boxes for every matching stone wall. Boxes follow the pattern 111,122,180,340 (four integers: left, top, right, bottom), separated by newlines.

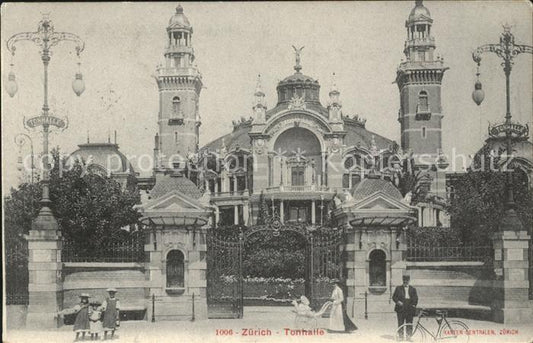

62,264,147,321
350,261,494,319
407,262,494,307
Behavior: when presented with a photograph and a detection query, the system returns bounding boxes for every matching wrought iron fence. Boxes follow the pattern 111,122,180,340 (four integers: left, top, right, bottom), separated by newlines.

407,242,493,262
62,235,145,263
529,238,533,300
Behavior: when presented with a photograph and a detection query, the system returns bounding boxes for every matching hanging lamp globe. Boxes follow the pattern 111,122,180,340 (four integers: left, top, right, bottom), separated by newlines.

5,71,18,97
472,80,485,106
72,72,85,96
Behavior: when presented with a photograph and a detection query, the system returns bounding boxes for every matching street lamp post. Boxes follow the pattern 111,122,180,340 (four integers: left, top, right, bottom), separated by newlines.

6,14,85,224
471,25,532,231
15,133,35,184
5,14,85,328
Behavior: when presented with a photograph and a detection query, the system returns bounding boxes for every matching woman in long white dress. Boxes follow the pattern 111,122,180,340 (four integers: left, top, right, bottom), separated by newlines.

328,282,345,332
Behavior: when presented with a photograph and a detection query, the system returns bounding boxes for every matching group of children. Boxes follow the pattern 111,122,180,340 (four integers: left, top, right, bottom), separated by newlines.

58,288,121,341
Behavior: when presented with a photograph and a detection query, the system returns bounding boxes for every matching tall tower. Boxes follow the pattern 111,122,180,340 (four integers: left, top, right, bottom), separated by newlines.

155,5,202,168
397,0,449,226
396,0,448,166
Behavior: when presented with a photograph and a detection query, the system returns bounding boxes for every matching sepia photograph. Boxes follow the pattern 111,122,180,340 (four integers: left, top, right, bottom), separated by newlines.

2,1,532,342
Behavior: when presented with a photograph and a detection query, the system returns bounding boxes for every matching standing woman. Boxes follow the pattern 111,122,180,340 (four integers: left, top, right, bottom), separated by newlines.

328,281,358,333
102,288,120,340
328,281,345,332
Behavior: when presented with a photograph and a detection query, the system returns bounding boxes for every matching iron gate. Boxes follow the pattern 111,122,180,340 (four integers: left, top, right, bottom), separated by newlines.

5,235,29,305
206,224,344,318
206,229,243,318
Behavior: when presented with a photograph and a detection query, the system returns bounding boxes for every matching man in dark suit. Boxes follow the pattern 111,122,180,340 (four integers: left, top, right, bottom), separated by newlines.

393,274,418,341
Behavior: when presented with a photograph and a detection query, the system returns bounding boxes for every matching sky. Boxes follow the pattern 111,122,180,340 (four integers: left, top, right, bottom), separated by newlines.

2,1,532,191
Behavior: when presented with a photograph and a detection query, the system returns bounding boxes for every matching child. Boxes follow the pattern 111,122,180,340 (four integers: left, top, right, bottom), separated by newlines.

291,295,313,317
101,288,120,340
291,295,332,328
89,301,103,341
58,293,91,341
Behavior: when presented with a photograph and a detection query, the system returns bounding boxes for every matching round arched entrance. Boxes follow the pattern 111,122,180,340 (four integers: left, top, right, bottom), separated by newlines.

273,127,323,187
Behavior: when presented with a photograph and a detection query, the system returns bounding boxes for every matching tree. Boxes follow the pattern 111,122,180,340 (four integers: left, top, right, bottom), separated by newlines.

397,157,429,205
446,168,532,243
4,149,141,252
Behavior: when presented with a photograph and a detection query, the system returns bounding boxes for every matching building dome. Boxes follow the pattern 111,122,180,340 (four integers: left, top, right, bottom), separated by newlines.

352,177,403,201
276,71,321,106
69,143,135,175
473,137,533,172
280,72,317,84
149,174,202,200
408,0,431,22
168,5,191,29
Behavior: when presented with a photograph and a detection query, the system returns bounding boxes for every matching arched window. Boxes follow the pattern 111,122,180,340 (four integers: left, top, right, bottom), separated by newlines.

369,250,386,287
172,96,181,117
418,91,429,112
166,250,185,288
291,166,305,186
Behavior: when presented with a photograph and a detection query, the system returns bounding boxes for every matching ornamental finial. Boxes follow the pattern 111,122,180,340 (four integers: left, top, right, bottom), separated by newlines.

330,72,339,93
502,23,512,33
255,74,264,96
292,45,304,73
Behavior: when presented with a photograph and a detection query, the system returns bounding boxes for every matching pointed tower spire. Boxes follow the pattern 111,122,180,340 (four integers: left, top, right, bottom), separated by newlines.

255,74,264,97
252,74,267,124
328,72,342,123
329,72,340,104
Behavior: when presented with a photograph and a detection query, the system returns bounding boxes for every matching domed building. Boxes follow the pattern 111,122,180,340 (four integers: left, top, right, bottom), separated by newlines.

200,56,403,227
472,136,533,185
68,140,138,188
136,1,445,320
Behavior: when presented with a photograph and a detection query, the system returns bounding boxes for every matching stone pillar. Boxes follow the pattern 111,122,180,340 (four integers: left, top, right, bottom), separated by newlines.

187,228,208,320
311,200,316,225
492,226,532,323
25,215,63,328
221,171,228,192
145,229,163,321
214,206,220,225
243,203,250,226
280,200,284,224
234,205,239,225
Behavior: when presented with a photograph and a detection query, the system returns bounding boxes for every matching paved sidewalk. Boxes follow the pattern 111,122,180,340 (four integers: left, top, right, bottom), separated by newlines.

4,307,533,343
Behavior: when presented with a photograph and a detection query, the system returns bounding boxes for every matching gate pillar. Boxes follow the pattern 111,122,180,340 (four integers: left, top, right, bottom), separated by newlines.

188,228,208,320
492,228,532,323
145,225,208,321
25,215,63,329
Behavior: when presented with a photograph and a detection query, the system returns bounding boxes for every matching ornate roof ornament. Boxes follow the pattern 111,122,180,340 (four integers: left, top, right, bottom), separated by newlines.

292,45,305,73
288,94,306,110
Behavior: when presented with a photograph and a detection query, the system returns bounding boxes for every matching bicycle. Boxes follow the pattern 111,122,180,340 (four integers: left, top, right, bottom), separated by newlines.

395,309,470,343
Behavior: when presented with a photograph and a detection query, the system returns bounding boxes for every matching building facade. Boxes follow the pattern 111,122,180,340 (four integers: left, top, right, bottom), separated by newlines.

138,3,420,320
12,1,532,328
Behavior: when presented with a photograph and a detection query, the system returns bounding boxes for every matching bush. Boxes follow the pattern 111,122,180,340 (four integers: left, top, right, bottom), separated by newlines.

406,226,463,246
